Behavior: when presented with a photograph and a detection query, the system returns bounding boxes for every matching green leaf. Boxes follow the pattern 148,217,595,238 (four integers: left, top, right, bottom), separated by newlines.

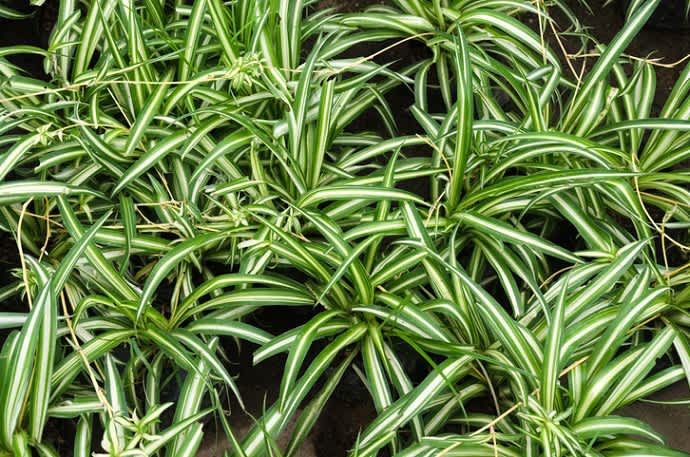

563,0,661,130
572,415,664,444
0,5,33,19
447,30,473,211
137,231,228,323
299,186,427,208
279,310,340,411
457,212,581,264
0,284,52,447
113,130,188,195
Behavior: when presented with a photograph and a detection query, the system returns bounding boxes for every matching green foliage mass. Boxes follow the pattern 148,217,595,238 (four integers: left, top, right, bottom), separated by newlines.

0,0,689,456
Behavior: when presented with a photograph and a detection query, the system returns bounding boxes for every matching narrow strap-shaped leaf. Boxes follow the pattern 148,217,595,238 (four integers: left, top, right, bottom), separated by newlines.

299,186,427,208
365,146,401,272
178,273,305,312
119,195,135,274
403,238,542,382
352,305,450,342
0,284,51,446
0,313,26,329
113,129,188,195
171,422,204,457
563,0,661,131
141,409,211,456
253,214,348,307
241,324,367,457
56,197,137,301
401,202,455,301
356,356,472,456
279,310,340,411
284,350,357,457
551,192,615,253
137,231,228,323
185,319,273,345
623,366,686,406
188,129,253,200
294,207,373,305
0,5,33,19
124,71,173,158
0,133,41,182
308,78,335,189
0,181,105,205
289,36,325,173
371,250,427,287
476,238,523,317
73,414,92,457
175,288,313,327
574,345,647,421
672,328,690,390
572,415,664,444
12,432,30,457
50,330,136,396
72,0,117,78
178,0,207,82
477,234,548,319
541,273,568,412
29,275,58,441
208,0,238,64
562,240,646,325
52,211,112,293
586,288,668,378
605,445,690,457
447,30,473,211
253,321,350,364
458,212,581,264
319,236,378,304
594,326,677,417
362,331,394,414
141,327,201,374
338,136,427,170
172,329,244,408
223,111,307,195
459,169,638,210
47,397,102,418
104,354,127,448
167,335,215,457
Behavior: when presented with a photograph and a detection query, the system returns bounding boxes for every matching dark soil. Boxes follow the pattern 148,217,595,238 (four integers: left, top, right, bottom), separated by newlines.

199,321,379,457
553,0,690,106
316,0,386,12
617,381,690,452
0,0,52,79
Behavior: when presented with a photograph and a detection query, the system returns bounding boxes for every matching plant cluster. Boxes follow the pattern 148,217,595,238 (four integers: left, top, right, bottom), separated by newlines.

0,0,690,456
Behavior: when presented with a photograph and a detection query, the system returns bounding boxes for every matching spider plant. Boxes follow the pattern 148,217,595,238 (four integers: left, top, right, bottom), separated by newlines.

0,0,422,454
237,0,690,455
307,0,689,454
0,0,689,456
